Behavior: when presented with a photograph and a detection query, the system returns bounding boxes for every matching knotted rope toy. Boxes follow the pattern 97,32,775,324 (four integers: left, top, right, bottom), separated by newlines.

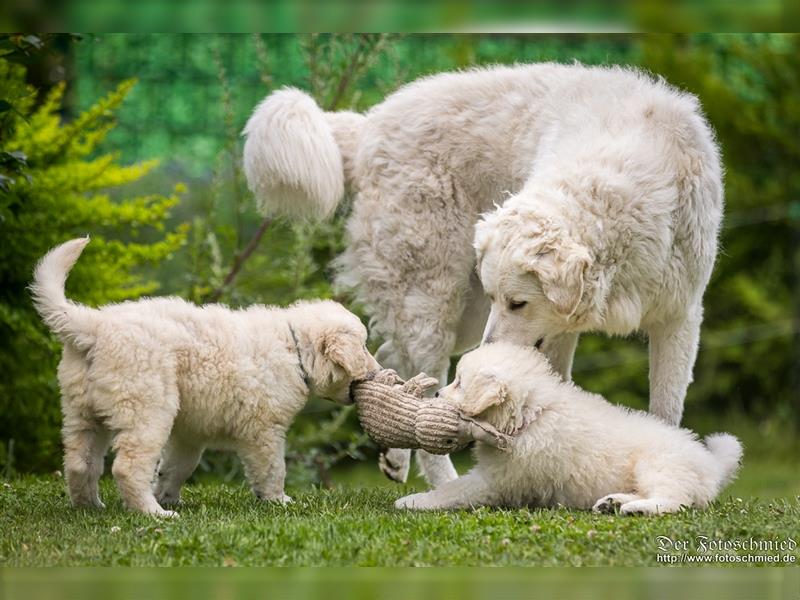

352,369,511,455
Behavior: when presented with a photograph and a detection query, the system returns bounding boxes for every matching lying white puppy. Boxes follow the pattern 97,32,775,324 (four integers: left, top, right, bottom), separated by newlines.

32,238,379,516
396,343,741,515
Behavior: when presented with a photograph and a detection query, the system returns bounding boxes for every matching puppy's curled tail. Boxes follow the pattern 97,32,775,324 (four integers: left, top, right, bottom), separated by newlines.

704,433,743,490
30,237,97,351
242,87,365,221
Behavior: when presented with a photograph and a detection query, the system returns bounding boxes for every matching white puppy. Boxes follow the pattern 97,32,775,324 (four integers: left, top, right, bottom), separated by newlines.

31,238,379,517
396,343,741,515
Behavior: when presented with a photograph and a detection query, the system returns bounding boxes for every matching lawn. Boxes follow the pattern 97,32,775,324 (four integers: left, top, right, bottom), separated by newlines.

2,473,798,567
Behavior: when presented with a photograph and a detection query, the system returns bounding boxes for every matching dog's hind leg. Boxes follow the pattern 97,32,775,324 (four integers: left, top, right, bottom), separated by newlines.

108,389,179,517
374,340,458,488
153,437,204,506
62,412,111,509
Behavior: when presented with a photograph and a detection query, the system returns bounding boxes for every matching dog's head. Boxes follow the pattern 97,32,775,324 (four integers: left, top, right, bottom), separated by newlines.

438,343,550,436
290,300,381,404
474,196,593,350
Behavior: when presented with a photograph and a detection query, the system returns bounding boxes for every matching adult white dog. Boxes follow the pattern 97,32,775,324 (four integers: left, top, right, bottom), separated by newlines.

243,63,723,484
32,238,379,516
395,343,741,514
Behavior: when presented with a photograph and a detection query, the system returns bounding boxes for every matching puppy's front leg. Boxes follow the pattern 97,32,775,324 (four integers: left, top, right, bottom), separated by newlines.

395,471,493,511
238,429,292,504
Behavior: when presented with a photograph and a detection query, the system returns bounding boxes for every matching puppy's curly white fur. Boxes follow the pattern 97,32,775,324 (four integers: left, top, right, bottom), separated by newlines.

31,238,379,516
396,343,741,515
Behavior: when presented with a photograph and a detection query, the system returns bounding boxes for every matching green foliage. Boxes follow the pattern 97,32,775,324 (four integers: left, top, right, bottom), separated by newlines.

0,53,187,474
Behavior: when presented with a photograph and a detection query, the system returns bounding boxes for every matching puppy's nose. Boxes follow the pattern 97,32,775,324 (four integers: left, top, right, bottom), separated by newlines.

434,391,440,398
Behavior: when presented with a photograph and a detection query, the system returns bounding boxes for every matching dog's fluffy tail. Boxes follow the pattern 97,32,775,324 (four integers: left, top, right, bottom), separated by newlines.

242,87,365,221
704,433,743,490
30,237,97,350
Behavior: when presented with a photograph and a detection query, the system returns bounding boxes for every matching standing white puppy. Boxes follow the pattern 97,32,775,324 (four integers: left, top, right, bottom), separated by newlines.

396,343,741,514
31,238,380,516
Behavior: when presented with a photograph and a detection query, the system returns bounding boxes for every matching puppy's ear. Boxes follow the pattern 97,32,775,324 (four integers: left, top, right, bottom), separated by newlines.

461,369,509,417
524,240,591,318
319,331,369,379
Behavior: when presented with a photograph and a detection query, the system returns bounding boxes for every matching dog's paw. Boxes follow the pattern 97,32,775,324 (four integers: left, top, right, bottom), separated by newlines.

379,448,410,483
592,493,640,514
257,492,293,505
150,507,179,518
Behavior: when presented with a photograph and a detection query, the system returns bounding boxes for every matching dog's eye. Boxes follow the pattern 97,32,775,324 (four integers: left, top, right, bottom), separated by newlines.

508,300,527,311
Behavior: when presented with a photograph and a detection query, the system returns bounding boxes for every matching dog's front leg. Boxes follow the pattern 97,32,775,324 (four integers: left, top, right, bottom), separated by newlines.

238,429,292,504
647,313,702,426
394,471,493,510
541,332,580,381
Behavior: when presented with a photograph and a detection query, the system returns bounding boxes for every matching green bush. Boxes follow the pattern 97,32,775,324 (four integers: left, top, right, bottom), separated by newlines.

0,45,187,474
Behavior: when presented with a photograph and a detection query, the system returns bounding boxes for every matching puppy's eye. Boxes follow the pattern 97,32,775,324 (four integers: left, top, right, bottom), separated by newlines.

508,300,527,311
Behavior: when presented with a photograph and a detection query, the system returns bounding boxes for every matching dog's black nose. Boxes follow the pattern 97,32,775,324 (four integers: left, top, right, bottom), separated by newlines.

434,391,439,398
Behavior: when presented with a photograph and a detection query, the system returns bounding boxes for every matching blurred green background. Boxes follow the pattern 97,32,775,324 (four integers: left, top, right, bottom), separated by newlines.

1,34,797,499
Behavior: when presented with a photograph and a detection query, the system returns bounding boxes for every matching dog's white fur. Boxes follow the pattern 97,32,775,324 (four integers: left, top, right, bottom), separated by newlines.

31,238,379,516
396,343,741,515
242,63,723,483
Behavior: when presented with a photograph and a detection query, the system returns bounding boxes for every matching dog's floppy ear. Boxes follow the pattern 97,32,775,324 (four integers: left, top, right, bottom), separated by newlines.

461,369,509,417
319,330,369,379
524,240,591,318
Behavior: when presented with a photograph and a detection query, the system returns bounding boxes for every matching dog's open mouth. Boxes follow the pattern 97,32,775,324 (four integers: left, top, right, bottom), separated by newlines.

534,337,544,350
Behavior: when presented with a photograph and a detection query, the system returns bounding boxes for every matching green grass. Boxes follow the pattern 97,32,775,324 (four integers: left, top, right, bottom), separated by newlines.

2,474,798,567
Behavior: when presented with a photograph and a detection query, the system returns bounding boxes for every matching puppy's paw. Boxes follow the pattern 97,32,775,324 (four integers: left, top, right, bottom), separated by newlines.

150,507,179,518
592,493,641,514
379,448,410,483
155,491,181,507
394,492,431,510
620,498,684,516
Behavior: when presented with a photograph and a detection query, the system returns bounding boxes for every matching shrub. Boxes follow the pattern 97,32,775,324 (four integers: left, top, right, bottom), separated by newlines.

0,45,187,474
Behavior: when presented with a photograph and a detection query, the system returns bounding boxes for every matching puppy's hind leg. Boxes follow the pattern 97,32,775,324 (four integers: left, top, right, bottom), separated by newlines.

62,412,111,509
620,498,686,516
592,493,643,514
618,456,692,516
153,437,204,506
109,396,179,517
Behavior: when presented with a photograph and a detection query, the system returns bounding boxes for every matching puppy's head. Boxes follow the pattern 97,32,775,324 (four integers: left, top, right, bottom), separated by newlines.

291,300,380,404
439,343,546,435
474,196,592,350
